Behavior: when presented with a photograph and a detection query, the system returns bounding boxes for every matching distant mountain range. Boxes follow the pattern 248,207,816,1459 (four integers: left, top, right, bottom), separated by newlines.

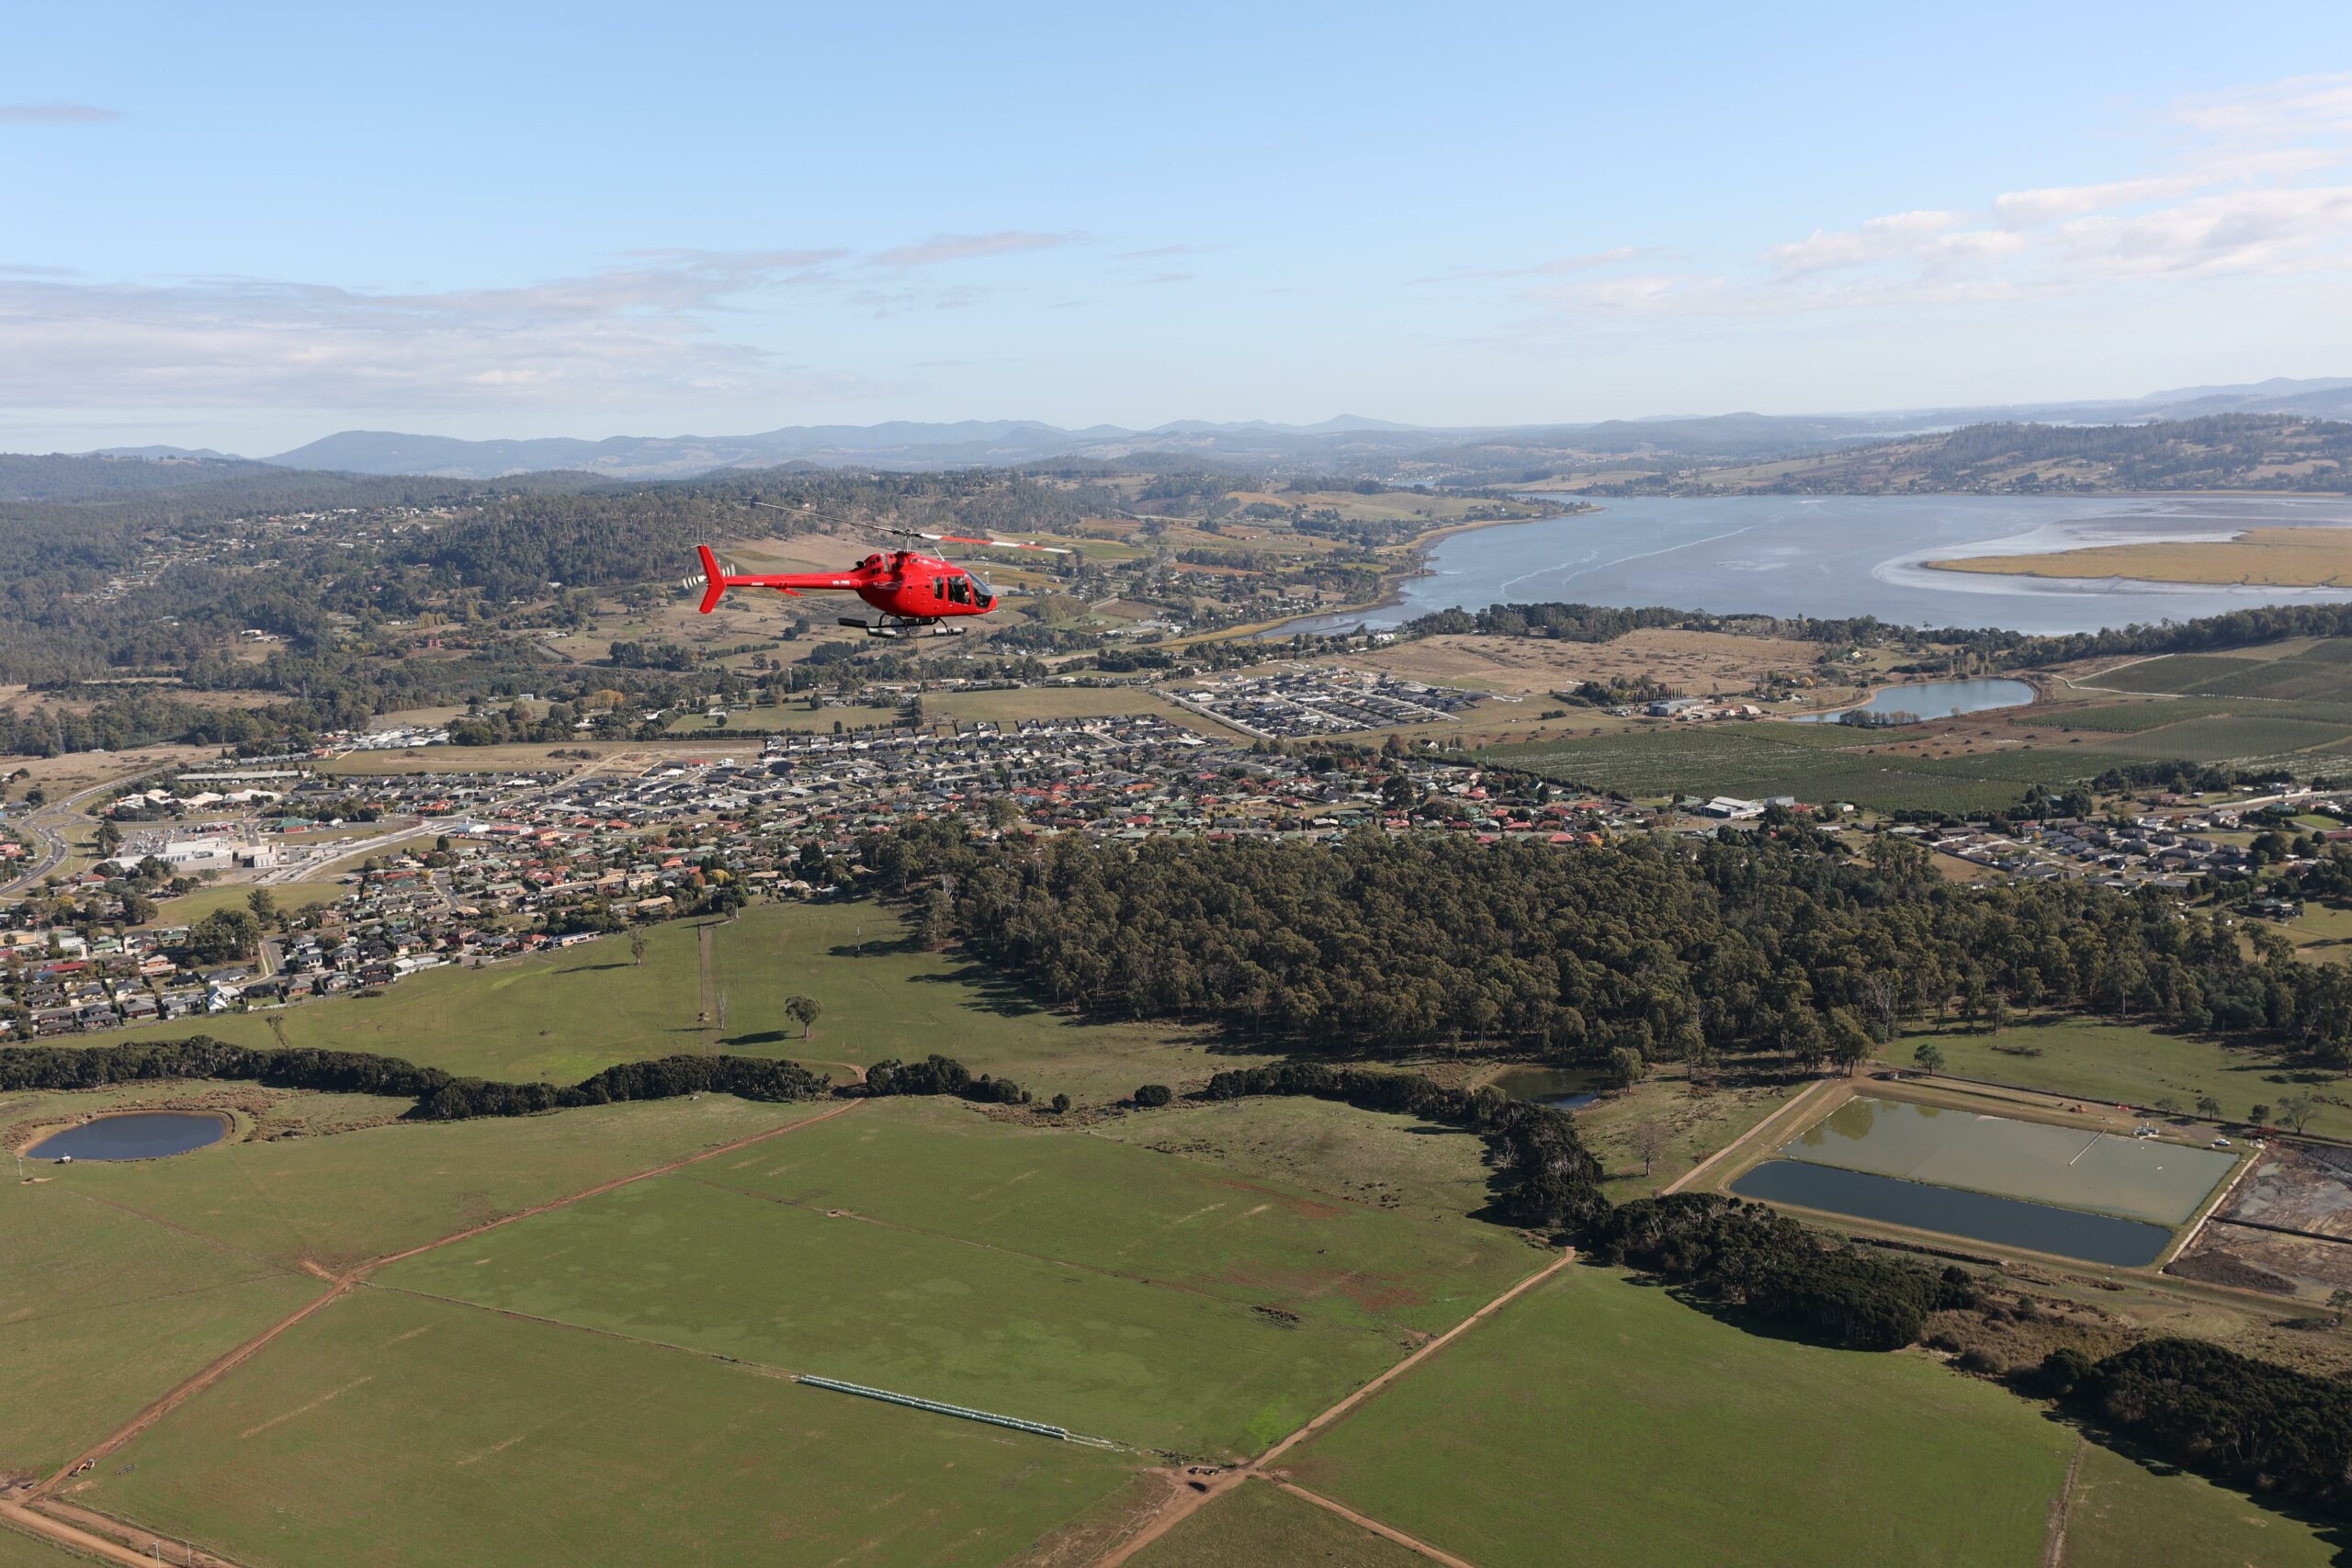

72,378,2352,482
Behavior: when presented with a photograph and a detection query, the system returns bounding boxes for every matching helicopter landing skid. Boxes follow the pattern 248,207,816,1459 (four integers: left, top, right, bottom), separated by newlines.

839,615,963,639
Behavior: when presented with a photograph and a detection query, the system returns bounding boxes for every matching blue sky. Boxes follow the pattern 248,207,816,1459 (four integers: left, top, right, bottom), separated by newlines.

7,2,2352,453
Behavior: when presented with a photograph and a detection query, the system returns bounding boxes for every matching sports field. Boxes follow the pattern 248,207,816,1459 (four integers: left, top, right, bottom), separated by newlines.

377,1100,1538,1457
70,1287,1139,1568
1283,1264,2075,1568
87,900,1210,1098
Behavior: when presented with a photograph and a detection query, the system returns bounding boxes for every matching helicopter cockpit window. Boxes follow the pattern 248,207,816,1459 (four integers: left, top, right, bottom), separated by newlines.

946,575,971,605
967,570,993,607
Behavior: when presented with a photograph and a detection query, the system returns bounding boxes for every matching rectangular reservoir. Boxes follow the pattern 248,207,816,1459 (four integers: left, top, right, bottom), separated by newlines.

1781,1096,2233,1226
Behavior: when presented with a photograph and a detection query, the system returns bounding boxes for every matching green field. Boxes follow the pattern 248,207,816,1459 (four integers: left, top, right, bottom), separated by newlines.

1133,1480,1423,1567
1905,1017,2352,1136
0,1524,104,1567
2060,1438,2346,1567
47,1093,833,1270
85,900,1209,1098
378,1101,1537,1458
1283,1265,2075,1568
74,1287,1138,1568
1091,1094,1501,1224
2092,643,2352,704
682,1099,1534,1335
1,1178,324,1475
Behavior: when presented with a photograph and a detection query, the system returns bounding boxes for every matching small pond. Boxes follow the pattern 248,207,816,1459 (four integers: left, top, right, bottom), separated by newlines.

1731,1159,2175,1268
1489,1066,1608,1111
28,1111,229,1162
1787,678,2035,725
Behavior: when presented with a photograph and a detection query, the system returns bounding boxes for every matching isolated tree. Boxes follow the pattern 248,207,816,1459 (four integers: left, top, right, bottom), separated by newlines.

2196,1095,2224,1123
785,994,821,1039
2155,1096,2183,1120
1913,1043,1946,1078
1133,1083,1173,1109
247,887,277,925
2279,1089,2320,1134
1049,1092,1071,1114
1633,1119,1673,1178
2251,1102,2274,1129
628,930,650,967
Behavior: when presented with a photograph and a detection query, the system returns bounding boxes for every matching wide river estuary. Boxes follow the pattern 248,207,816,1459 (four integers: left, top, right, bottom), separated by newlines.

1281,494,2352,637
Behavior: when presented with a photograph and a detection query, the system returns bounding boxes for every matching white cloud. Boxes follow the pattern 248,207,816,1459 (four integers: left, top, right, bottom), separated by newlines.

1520,70,2352,326
0,253,877,412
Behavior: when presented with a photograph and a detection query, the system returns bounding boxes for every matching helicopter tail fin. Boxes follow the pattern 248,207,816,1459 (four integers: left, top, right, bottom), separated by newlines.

695,545,727,615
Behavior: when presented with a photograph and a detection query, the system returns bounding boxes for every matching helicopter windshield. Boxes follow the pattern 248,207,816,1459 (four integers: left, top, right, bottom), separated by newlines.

965,568,993,606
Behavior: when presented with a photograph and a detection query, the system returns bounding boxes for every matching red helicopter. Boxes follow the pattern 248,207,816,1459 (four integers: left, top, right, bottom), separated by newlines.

688,510,1069,637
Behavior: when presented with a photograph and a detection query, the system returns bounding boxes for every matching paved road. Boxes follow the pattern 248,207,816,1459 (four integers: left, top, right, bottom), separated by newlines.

0,775,133,896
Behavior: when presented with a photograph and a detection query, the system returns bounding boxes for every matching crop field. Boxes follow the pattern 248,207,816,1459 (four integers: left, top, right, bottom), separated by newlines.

2017,697,2231,731
1905,1017,2352,1137
1133,1480,1422,1567
378,1101,1538,1457
71,1287,1139,1568
48,1093,832,1271
1282,1264,2075,1568
88,901,1210,1098
0,1178,323,1475
2086,640,2352,703
2086,713,2352,762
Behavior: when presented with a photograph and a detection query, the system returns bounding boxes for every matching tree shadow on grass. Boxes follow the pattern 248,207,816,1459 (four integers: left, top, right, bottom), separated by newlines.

825,933,923,960
559,961,631,974
2030,1410,2352,1565
901,961,1056,1019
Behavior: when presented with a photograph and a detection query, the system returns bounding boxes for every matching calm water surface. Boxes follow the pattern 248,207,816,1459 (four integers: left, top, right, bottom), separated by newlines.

1278,494,2352,637
1489,1066,1604,1111
29,1111,228,1161
1787,678,2036,724
1732,1159,2174,1267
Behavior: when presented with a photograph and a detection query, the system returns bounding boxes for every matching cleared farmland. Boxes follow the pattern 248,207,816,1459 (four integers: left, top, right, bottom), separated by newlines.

82,900,1212,1098
71,1288,1138,1568
376,1101,1540,1458
1283,1264,2075,1568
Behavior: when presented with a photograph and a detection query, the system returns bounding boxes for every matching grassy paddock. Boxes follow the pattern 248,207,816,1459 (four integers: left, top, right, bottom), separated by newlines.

75,1287,1137,1568
379,1168,1403,1459
46,1093,831,1270
0,1179,323,1475
1284,1265,2074,1568
2060,1437,2346,1567
1902,1017,2351,1137
1132,1479,1424,1567
378,1101,1535,1458
78,901,1214,1098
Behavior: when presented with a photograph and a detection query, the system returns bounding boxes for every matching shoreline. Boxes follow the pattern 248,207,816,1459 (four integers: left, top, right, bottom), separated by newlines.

1246,501,1601,641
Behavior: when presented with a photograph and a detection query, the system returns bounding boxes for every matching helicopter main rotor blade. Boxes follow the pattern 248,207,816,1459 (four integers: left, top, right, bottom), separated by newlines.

888,527,1073,556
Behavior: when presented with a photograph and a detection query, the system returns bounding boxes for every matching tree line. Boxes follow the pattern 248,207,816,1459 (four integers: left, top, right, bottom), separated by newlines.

0,1037,831,1121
